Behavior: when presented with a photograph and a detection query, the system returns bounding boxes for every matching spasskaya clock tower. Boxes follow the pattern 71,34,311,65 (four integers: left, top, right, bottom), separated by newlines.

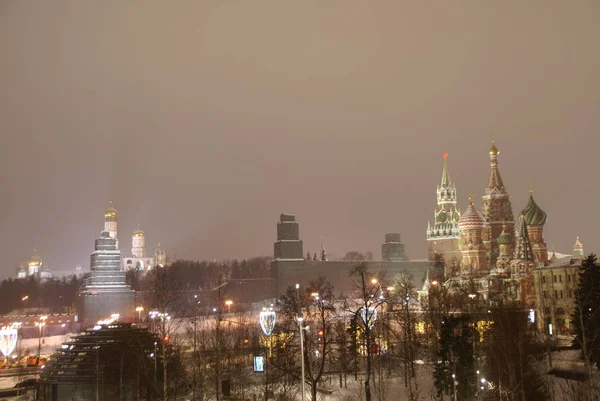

426,153,462,264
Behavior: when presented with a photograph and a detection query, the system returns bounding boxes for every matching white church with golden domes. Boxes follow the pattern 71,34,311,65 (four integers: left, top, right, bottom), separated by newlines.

102,202,167,272
16,249,52,279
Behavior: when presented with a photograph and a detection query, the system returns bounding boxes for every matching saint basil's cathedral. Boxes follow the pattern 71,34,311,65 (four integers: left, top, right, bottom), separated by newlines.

426,141,581,319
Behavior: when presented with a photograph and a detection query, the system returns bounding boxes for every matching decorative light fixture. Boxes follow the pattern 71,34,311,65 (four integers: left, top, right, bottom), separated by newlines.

359,306,377,329
0,327,18,358
259,308,277,336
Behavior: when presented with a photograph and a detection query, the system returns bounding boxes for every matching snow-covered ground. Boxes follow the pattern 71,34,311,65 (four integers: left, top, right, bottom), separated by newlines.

17,333,74,356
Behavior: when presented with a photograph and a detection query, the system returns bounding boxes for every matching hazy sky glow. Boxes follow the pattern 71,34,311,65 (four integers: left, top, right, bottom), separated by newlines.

1,1,599,277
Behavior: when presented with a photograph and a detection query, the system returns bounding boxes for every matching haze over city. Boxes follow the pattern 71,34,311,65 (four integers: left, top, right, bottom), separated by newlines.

1,1,599,277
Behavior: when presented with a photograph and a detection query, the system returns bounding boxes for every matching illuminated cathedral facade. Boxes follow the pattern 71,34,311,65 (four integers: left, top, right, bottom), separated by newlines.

102,202,168,272
426,142,584,325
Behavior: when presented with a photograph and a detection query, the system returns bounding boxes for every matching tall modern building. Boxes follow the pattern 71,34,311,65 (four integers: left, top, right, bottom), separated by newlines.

426,153,461,264
80,212,134,328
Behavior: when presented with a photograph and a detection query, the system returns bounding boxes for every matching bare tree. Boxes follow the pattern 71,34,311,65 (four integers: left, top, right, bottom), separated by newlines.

279,277,337,401
386,272,424,401
348,263,387,401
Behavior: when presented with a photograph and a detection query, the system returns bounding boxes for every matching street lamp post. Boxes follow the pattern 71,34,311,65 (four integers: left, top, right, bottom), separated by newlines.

35,315,47,364
298,315,306,401
452,373,457,401
136,306,144,323
296,283,306,401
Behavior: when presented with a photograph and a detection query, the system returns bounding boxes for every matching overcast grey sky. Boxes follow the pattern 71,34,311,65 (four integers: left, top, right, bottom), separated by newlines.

1,1,598,277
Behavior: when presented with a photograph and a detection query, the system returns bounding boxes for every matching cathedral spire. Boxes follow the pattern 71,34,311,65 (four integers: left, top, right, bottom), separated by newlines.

487,141,505,192
441,152,451,188
514,215,534,262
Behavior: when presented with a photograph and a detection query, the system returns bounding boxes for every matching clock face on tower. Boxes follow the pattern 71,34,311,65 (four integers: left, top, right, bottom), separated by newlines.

437,210,448,224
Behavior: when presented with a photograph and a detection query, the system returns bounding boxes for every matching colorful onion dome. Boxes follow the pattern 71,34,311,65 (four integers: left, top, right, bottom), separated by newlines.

458,197,486,230
496,223,513,245
520,191,547,226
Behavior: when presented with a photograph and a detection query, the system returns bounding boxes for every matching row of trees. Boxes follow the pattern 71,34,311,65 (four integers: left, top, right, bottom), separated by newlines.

141,261,583,401
6,253,600,400
0,275,82,314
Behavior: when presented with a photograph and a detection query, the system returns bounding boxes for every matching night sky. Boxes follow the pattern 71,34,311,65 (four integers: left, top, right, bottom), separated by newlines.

1,1,598,277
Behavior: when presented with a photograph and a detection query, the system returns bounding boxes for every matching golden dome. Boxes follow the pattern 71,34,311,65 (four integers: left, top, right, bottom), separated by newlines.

28,249,42,266
133,228,145,237
489,140,499,155
104,201,117,218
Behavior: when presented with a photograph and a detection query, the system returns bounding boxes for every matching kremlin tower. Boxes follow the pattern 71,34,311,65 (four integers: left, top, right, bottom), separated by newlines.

457,197,488,275
80,204,134,328
426,153,462,264
481,141,515,264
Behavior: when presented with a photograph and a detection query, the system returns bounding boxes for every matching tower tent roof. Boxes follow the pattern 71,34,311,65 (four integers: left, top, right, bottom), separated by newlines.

486,141,506,193
440,153,451,187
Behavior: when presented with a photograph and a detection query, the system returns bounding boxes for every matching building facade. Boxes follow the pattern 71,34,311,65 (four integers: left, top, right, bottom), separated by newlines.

533,240,586,335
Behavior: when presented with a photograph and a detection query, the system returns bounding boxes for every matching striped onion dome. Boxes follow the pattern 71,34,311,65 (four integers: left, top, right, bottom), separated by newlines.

458,197,486,230
520,191,547,226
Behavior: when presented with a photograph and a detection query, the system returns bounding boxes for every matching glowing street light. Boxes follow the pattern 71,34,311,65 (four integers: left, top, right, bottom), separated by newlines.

35,316,47,362
297,314,307,401
452,374,457,401
225,300,233,314
136,306,144,322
